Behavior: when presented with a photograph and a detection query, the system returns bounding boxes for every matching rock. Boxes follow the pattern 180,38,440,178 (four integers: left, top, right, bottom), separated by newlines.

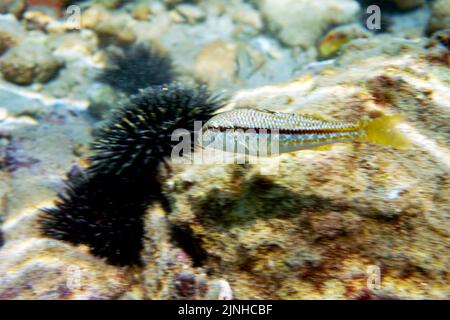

142,205,201,299
87,84,126,119
155,10,235,79
147,1,167,16
0,0,447,301
205,279,233,300
0,0,26,18
94,18,137,46
335,35,424,66
430,29,450,50
391,0,425,10
93,0,129,9
255,0,360,48
175,4,205,24
386,2,430,38
81,6,136,46
0,238,129,299
231,4,263,32
163,0,196,7
318,24,370,59
169,10,185,24
23,10,55,31
0,87,46,117
0,40,64,85
427,0,450,35
132,2,152,21
235,44,265,80
52,31,100,62
0,103,92,242
162,38,450,299
231,3,263,37
142,205,230,300
194,40,237,89
81,5,111,29
0,15,26,55
0,165,9,224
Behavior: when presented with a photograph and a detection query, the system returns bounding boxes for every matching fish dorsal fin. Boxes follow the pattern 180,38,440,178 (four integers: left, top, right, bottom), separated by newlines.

302,113,332,121
250,108,279,115
262,109,333,121
237,107,334,122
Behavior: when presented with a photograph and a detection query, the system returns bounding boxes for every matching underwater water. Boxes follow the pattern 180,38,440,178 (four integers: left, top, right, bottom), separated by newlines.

0,0,448,300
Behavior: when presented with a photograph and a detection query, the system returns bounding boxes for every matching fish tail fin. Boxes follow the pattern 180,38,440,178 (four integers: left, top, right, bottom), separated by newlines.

359,115,410,149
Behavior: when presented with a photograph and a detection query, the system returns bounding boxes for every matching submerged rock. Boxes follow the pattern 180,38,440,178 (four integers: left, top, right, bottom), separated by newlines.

427,0,450,35
0,103,92,243
194,40,237,89
255,0,360,48
94,19,137,46
132,2,152,21
93,0,129,9
0,15,26,55
87,84,126,119
142,205,231,300
0,0,448,301
0,238,129,299
81,5,137,46
0,0,26,18
175,4,205,24
318,23,370,59
0,40,63,85
161,36,450,299
231,2,263,37
391,0,425,10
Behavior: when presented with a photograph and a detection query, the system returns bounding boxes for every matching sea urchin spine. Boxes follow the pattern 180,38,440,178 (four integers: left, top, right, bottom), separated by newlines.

97,44,175,95
39,83,224,266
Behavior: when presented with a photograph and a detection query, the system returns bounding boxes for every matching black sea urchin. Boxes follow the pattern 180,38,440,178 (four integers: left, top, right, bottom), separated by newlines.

40,83,223,266
40,170,161,266
97,44,175,95
89,83,224,178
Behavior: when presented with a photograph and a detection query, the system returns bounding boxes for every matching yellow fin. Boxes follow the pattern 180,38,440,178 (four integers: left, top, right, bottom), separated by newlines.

359,115,410,149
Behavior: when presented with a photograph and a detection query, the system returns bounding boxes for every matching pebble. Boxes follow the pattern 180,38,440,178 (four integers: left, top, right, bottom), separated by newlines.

175,4,205,24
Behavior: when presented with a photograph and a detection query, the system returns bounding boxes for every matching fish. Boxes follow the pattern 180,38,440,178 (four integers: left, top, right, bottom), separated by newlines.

200,108,409,156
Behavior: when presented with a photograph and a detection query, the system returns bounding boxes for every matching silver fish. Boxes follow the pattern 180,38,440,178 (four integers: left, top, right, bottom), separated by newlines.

201,108,408,156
